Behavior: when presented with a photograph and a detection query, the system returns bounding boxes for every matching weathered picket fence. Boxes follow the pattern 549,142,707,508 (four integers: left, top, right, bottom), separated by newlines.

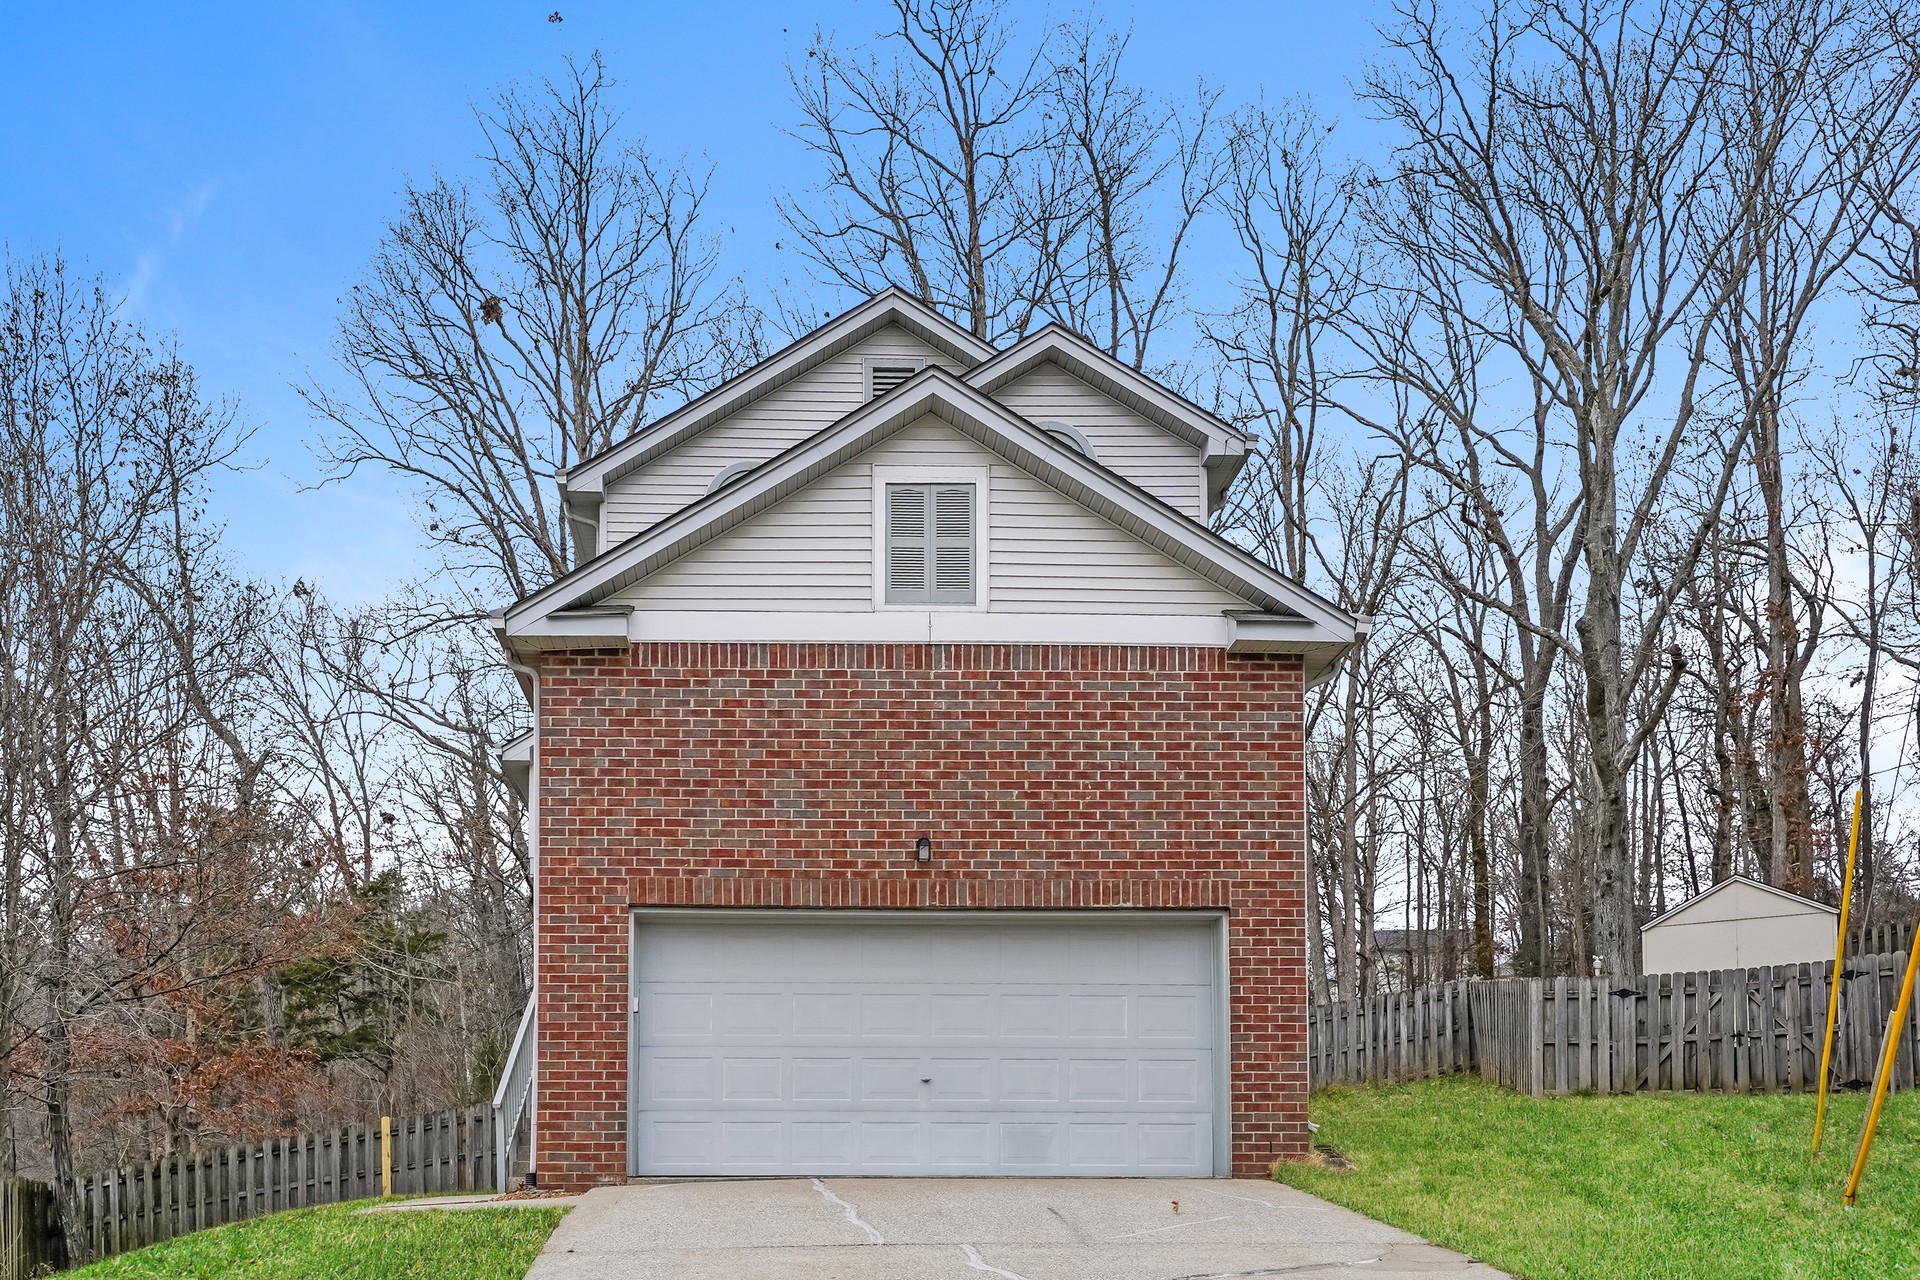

1,1179,63,1280
1848,918,1918,959
1310,951,1918,1097
2,1106,498,1278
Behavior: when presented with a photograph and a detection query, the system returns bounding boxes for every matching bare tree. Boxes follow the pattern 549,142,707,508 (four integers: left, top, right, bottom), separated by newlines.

307,54,755,603
1039,17,1228,369
0,254,288,1255
1355,0,1919,974
1207,100,1358,584
781,0,1055,344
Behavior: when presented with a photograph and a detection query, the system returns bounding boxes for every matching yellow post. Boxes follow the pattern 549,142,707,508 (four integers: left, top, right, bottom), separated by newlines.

1814,789,1863,1157
1845,937,1920,1204
380,1115,393,1198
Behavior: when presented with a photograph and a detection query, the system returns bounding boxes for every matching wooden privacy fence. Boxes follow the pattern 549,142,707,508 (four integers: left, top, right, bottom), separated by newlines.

1310,951,1919,1097
1848,918,1918,959
3,1107,498,1279
1,1180,63,1280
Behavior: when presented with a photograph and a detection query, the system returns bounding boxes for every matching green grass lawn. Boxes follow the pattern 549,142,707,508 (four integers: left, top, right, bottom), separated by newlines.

1276,1076,1920,1280
60,1199,565,1279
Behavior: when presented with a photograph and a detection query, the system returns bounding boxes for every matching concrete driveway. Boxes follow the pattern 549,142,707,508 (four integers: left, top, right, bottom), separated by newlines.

523,1177,1508,1279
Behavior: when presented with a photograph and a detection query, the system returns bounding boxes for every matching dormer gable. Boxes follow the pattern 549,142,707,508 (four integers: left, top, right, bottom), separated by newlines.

581,309,1255,551
559,288,993,559
965,325,1253,513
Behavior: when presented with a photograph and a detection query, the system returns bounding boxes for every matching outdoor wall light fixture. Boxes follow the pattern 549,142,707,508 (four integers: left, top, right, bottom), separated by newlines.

915,836,932,863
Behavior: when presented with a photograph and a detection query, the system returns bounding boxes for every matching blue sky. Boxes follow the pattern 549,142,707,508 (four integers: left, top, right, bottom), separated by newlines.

0,1,1382,602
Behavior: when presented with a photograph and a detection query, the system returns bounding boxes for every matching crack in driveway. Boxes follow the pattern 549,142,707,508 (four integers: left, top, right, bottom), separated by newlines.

806,1177,884,1245
960,1243,1035,1279
1106,1211,1241,1240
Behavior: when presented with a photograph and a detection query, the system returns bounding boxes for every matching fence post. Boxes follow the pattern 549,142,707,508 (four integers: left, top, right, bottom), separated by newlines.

380,1116,392,1199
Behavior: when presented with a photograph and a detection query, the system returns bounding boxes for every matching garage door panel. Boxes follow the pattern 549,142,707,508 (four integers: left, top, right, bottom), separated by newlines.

1002,931,1073,981
792,1120,855,1167
717,992,789,1037
1139,1058,1203,1104
930,1121,993,1167
1139,1122,1207,1168
647,992,713,1037
645,1054,715,1102
930,993,992,1037
720,1120,783,1167
792,992,857,1036
720,1057,783,1102
1135,994,1204,1040
999,993,1063,1038
1068,1122,1129,1168
1000,1058,1062,1101
1139,930,1214,983
793,1057,855,1101
1068,1058,1129,1102
861,993,925,1036
930,1057,992,1101
860,1057,923,1101
1068,994,1128,1038
1069,933,1135,982
861,1121,924,1166
632,915,1222,1176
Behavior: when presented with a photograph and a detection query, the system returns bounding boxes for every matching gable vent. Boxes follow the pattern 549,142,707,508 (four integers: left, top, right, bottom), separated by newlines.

867,362,921,401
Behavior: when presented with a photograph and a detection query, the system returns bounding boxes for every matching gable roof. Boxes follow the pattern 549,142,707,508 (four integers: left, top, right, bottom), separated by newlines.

964,324,1253,509
1639,875,1838,933
502,367,1355,656
558,288,995,508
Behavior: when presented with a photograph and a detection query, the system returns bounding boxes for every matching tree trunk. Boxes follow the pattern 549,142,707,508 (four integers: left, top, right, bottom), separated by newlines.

1759,404,1815,892
1512,680,1553,976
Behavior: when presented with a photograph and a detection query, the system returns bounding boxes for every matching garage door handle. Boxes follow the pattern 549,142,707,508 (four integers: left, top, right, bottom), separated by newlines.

921,1077,931,1084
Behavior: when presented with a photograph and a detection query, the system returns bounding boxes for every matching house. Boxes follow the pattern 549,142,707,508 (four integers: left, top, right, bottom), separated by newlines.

1639,875,1838,974
491,289,1361,1189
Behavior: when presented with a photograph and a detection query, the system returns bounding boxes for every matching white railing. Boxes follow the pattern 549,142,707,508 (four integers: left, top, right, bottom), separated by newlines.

492,996,536,1190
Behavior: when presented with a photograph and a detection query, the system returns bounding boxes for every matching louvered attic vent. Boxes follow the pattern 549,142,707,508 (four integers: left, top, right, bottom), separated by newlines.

886,483,975,604
867,362,921,401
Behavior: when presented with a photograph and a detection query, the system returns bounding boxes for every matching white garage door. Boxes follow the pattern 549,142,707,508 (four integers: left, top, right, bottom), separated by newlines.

629,912,1224,1177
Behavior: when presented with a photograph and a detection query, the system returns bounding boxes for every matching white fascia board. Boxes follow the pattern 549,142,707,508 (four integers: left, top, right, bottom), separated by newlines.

499,729,534,802
506,368,1358,649
965,326,1253,454
1639,875,1839,932
627,610,1239,647
500,609,630,657
558,289,994,501
1227,612,1357,688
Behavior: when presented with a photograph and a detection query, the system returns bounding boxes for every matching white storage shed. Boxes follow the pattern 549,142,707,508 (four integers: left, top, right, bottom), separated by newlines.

1640,875,1838,975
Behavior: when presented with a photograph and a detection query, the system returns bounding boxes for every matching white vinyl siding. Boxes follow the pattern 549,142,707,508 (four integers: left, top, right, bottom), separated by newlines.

609,418,1248,614
599,328,964,546
991,362,1206,517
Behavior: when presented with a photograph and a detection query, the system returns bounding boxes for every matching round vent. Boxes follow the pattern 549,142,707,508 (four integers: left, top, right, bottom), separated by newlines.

706,460,757,493
1037,421,1094,457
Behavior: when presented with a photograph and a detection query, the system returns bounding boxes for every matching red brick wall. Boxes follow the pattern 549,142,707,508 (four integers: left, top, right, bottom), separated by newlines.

534,642,1307,1188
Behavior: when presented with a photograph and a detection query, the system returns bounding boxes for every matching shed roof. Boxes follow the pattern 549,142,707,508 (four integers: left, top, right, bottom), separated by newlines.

1638,874,1838,933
